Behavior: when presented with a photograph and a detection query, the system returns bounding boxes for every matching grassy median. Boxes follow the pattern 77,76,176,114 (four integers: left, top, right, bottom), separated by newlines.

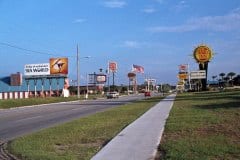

0,95,105,109
8,96,162,160
157,90,240,160
0,97,80,109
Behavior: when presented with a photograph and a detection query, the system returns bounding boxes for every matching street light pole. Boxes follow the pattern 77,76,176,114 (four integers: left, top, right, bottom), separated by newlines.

77,45,80,99
77,45,90,99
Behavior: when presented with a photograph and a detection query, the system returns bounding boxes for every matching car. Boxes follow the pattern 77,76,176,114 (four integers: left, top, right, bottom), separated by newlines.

144,91,151,97
106,92,119,99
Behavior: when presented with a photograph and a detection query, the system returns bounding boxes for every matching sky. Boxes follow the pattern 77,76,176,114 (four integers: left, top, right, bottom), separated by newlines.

0,0,240,85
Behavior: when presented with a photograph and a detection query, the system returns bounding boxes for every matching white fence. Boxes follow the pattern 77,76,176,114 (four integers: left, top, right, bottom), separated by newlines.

0,92,29,100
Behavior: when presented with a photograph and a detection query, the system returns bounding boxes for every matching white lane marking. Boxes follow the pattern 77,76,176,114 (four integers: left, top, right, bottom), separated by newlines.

15,115,43,123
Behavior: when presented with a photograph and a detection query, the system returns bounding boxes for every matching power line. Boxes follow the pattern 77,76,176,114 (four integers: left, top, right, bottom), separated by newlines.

0,42,75,57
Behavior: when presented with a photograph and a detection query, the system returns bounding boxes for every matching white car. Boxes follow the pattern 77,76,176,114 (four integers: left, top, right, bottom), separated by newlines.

106,92,119,99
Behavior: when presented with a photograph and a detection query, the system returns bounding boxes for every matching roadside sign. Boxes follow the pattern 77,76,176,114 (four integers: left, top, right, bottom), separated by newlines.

178,73,188,80
190,70,206,79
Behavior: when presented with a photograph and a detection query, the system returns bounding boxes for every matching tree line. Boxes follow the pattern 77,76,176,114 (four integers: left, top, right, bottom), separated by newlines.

212,72,240,86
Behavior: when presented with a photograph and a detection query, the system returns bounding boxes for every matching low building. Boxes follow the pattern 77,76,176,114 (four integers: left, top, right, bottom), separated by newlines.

0,73,65,100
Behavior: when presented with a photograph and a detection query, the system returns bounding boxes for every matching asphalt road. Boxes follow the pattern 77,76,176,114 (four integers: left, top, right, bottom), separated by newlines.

0,94,145,141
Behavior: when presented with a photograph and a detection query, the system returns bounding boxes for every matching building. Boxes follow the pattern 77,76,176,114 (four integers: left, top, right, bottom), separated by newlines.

0,73,65,100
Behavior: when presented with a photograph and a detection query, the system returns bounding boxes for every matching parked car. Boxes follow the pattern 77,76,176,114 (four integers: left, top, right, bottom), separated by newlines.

106,92,119,99
144,91,151,97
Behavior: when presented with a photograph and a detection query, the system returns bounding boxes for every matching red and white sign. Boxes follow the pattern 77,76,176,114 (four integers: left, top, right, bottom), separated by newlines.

179,64,188,72
109,61,117,73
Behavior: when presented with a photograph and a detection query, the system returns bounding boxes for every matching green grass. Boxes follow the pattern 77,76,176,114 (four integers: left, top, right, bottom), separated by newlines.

8,96,163,160
0,96,80,109
0,94,106,109
158,90,240,160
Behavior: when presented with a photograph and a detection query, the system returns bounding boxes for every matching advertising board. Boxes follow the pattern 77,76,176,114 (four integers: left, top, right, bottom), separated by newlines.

96,74,106,83
190,70,206,79
178,73,188,80
24,63,50,76
50,58,68,75
109,61,117,73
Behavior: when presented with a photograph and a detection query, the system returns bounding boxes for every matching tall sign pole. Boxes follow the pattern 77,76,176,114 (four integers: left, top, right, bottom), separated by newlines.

77,45,80,98
108,61,117,92
193,45,213,91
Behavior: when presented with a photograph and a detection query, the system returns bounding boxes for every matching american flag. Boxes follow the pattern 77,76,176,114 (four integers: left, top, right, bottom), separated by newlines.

132,64,144,73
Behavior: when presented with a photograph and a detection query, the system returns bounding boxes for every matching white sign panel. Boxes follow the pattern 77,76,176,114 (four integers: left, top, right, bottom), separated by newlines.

96,75,106,83
24,63,50,76
190,70,206,79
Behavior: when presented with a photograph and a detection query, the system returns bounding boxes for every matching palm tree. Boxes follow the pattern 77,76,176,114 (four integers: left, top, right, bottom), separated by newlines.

227,72,236,80
219,73,225,81
212,75,217,81
227,72,236,86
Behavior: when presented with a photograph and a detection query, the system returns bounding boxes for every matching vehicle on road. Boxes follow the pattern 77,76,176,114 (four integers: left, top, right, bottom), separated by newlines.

144,91,151,97
106,92,119,99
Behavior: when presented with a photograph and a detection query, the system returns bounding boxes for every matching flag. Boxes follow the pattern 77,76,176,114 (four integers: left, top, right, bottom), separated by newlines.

132,64,144,73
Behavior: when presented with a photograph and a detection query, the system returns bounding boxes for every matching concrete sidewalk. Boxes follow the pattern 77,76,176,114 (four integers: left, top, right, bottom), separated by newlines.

91,94,176,160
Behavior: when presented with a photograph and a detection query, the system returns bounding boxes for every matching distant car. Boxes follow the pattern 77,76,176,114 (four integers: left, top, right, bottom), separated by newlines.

106,92,119,99
144,91,151,97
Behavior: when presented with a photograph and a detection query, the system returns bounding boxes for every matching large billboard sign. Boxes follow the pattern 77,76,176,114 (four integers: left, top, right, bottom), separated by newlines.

193,45,213,63
24,63,50,76
50,58,68,75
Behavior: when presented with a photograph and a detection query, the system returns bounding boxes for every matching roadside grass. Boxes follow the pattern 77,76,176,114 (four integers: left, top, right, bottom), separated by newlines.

0,94,105,109
0,96,80,109
8,96,163,160
157,90,240,160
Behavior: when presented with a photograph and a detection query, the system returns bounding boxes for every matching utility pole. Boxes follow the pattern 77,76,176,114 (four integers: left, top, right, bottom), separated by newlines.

112,72,115,91
188,63,192,90
77,45,80,99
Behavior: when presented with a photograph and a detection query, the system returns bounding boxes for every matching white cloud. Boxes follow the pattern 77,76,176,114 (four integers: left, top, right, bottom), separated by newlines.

122,41,140,48
173,1,188,12
148,8,240,33
73,18,86,23
103,0,126,8
142,7,157,14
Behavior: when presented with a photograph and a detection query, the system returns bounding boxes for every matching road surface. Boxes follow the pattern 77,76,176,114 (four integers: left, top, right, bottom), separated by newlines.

0,94,146,141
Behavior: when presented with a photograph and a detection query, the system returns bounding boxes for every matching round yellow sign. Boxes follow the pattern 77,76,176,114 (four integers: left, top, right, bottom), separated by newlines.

193,45,213,63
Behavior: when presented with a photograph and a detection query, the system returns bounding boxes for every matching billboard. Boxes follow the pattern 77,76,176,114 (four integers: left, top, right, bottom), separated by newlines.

109,61,117,73
96,74,106,83
24,63,50,76
50,58,68,75
88,73,106,84
190,70,206,79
